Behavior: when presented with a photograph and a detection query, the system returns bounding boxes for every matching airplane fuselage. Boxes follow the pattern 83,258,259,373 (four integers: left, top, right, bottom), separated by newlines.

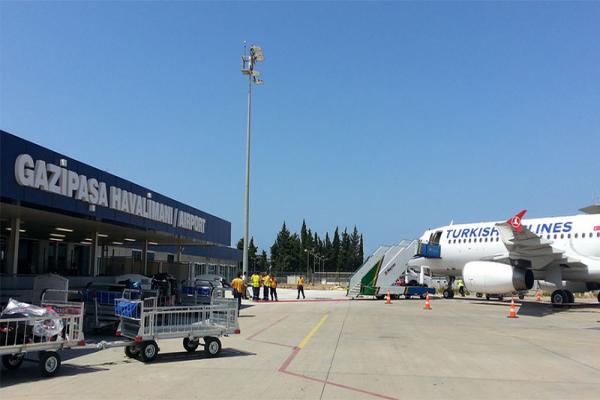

410,214,600,283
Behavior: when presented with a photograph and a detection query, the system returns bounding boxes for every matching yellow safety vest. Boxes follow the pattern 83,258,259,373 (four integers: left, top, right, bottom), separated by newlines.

263,276,271,287
251,274,260,288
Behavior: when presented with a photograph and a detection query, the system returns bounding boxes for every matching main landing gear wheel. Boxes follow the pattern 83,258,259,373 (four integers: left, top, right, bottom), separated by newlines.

140,341,159,363
183,338,199,353
565,290,575,304
551,290,568,305
476,293,483,298
39,351,61,377
2,354,24,370
124,345,139,359
204,337,222,358
443,289,454,299
597,292,600,303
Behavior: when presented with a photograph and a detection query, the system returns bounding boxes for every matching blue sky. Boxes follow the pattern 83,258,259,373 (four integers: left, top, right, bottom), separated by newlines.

1,1,599,255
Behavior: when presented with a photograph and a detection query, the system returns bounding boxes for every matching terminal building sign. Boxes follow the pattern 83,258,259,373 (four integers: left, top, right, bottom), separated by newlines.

14,154,206,233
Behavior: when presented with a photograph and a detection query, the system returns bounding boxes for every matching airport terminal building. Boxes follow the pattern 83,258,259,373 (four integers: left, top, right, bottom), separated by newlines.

0,130,241,284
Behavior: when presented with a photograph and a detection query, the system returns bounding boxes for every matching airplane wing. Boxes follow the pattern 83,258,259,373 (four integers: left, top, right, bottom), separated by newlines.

495,210,584,270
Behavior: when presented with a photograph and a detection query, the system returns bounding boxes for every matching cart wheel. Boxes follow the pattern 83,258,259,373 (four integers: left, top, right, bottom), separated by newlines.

183,338,199,352
39,351,61,377
2,354,25,370
204,337,222,357
140,341,159,363
405,294,411,299
124,345,139,359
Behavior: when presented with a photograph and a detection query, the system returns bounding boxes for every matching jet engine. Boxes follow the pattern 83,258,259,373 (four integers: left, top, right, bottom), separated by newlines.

463,261,534,293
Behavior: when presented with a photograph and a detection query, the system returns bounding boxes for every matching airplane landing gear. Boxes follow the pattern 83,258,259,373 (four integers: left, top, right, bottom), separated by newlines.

551,290,568,305
565,290,575,304
598,292,600,303
443,277,455,299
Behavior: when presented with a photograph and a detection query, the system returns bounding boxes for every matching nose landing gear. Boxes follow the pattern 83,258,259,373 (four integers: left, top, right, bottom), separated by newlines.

442,277,455,299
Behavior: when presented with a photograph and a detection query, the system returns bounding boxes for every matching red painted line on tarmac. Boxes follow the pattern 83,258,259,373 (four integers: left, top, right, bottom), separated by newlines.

278,346,300,372
246,315,289,340
281,370,398,400
277,335,398,400
252,339,295,348
263,298,349,303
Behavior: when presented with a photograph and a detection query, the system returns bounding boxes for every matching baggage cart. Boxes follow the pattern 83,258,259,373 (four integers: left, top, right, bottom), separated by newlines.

114,292,239,362
0,290,86,377
83,283,160,331
180,279,226,305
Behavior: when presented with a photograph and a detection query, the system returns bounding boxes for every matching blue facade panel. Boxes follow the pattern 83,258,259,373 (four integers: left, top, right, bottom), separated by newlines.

0,130,231,246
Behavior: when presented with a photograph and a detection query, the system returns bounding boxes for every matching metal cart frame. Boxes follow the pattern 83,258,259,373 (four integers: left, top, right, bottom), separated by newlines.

0,290,86,377
114,294,239,362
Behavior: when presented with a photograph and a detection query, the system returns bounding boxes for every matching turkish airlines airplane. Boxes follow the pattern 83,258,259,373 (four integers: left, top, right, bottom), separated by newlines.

407,206,600,304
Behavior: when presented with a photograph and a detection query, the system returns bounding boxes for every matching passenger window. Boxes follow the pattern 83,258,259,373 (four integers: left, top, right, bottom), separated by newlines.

574,233,578,238
547,235,550,240
582,233,586,238
560,234,564,239
567,234,571,239
597,232,600,238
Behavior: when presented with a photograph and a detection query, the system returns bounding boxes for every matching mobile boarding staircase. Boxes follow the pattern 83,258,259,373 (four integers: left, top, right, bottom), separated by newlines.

347,240,419,298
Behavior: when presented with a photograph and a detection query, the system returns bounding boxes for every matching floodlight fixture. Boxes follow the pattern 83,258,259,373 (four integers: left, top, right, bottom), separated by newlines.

250,45,264,62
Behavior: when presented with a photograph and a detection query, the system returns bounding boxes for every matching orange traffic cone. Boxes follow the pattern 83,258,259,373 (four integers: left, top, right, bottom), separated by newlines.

424,293,431,310
507,297,518,318
385,289,392,304
536,290,541,302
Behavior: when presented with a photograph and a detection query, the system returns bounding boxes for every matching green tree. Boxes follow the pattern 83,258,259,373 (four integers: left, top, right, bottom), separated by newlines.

332,227,341,272
350,226,361,269
358,234,364,266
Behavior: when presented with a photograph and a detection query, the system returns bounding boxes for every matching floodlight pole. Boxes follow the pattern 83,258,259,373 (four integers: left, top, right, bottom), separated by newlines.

241,44,263,279
242,72,252,279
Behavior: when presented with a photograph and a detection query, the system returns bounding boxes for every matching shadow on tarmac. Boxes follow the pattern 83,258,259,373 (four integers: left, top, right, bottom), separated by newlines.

0,347,255,388
0,361,108,388
455,298,600,317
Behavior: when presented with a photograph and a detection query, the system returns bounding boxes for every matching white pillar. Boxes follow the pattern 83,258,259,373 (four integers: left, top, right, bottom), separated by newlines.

7,218,21,275
143,240,148,275
92,233,99,276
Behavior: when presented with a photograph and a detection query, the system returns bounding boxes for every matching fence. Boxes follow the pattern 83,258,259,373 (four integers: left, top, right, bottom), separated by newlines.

270,272,352,287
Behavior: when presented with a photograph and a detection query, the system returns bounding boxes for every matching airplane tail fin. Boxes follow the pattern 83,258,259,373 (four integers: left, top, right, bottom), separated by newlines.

506,210,527,233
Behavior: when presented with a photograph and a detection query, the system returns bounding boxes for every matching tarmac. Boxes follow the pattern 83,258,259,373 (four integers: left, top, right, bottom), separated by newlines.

1,289,600,400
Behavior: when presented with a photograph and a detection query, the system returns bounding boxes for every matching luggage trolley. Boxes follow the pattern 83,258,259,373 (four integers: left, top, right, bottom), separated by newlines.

0,290,86,377
114,290,239,362
180,279,227,305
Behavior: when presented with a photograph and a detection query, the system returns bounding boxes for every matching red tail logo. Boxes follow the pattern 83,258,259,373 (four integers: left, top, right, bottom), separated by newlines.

507,210,527,233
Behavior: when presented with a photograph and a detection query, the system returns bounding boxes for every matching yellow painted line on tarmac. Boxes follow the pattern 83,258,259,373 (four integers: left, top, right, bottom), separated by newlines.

297,313,329,349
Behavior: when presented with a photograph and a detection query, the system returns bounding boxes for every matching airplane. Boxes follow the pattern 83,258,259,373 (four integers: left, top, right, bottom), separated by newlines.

407,206,600,304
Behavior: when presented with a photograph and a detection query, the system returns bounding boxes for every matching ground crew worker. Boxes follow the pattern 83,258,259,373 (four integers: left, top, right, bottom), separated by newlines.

456,278,466,297
270,276,278,301
263,273,271,301
297,275,305,299
231,273,245,315
251,272,261,301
